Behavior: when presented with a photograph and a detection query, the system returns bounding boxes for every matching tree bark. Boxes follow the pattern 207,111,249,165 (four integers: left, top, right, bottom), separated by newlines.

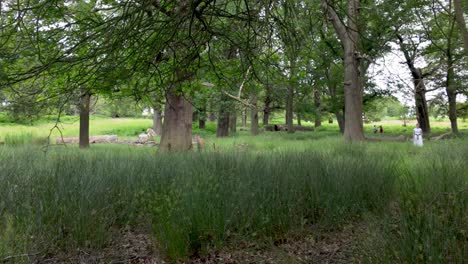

263,88,272,126
447,88,458,134
297,113,302,126
198,105,206,129
79,89,91,149
314,89,322,127
263,110,270,126
159,89,193,151
242,108,247,127
250,93,259,135
446,17,459,134
285,85,295,133
453,0,468,56
229,112,237,133
335,111,345,134
153,106,163,135
217,105,230,137
413,71,431,134
322,0,364,141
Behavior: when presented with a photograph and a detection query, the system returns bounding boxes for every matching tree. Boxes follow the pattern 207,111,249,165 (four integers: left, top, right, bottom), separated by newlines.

453,0,468,56
322,0,365,141
423,0,466,134
396,33,432,134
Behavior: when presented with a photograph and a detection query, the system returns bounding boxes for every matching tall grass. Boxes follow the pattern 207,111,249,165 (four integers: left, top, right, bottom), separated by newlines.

360,142,468,263
0,143,397,260
0,139,466,262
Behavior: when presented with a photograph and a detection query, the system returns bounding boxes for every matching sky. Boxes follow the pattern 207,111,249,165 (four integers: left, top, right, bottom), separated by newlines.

369,43,467,107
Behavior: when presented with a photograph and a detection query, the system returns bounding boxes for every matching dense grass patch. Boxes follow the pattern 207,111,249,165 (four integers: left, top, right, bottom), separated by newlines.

360,142,468,263
0,129,467,262
0,143,398,261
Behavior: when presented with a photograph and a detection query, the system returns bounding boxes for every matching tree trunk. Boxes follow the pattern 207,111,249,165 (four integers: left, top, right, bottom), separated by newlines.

314,89,322,127
263,110,270,126
159,90,193,152
335,111,345,134
447,88,458,134
208,111,216,122
285,85,295,133
79,90,91,149
342,52,364,140
153,106,163,135
217,106,230,137
250,93,259,135
263,91,271,126
414,75,431,134
323,0,364,141
397,35,431,134
297,113,302,126
446,28,459,134
199,118,206,129
242,108,247,127
198,105,206,129
229,112,237,133
453,0,468,56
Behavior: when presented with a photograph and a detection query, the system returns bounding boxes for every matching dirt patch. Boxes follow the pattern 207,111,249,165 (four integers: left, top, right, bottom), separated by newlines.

188,223,364,264
31,227,166,264
26,223,365,264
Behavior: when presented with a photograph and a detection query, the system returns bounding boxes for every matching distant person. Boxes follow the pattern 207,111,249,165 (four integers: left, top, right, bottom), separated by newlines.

413,123,423,147
372,125,377,134
379,125,383,134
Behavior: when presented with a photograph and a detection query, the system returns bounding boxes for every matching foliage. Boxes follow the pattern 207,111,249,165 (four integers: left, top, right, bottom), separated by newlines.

363,96,408,122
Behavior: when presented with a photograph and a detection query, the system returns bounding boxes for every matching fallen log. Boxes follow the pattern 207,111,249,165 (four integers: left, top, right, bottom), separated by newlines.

56,135,118,144
264,124,314,132
431,132,451,141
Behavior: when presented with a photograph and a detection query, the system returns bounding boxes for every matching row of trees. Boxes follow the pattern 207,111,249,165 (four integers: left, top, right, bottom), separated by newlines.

0,0,467,150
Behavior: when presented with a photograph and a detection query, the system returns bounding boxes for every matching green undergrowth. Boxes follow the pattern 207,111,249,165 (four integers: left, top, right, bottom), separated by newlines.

0,139,467,262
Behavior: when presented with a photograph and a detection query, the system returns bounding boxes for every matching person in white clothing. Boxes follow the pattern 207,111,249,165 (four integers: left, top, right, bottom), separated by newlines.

413,123,423,147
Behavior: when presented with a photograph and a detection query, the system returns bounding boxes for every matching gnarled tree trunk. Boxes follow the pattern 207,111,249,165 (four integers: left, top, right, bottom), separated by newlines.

79,89,91,149
159,89,193,151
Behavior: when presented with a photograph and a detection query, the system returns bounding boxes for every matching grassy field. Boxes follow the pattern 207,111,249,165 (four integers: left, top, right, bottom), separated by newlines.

0,117,467,263
0,115,467,145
